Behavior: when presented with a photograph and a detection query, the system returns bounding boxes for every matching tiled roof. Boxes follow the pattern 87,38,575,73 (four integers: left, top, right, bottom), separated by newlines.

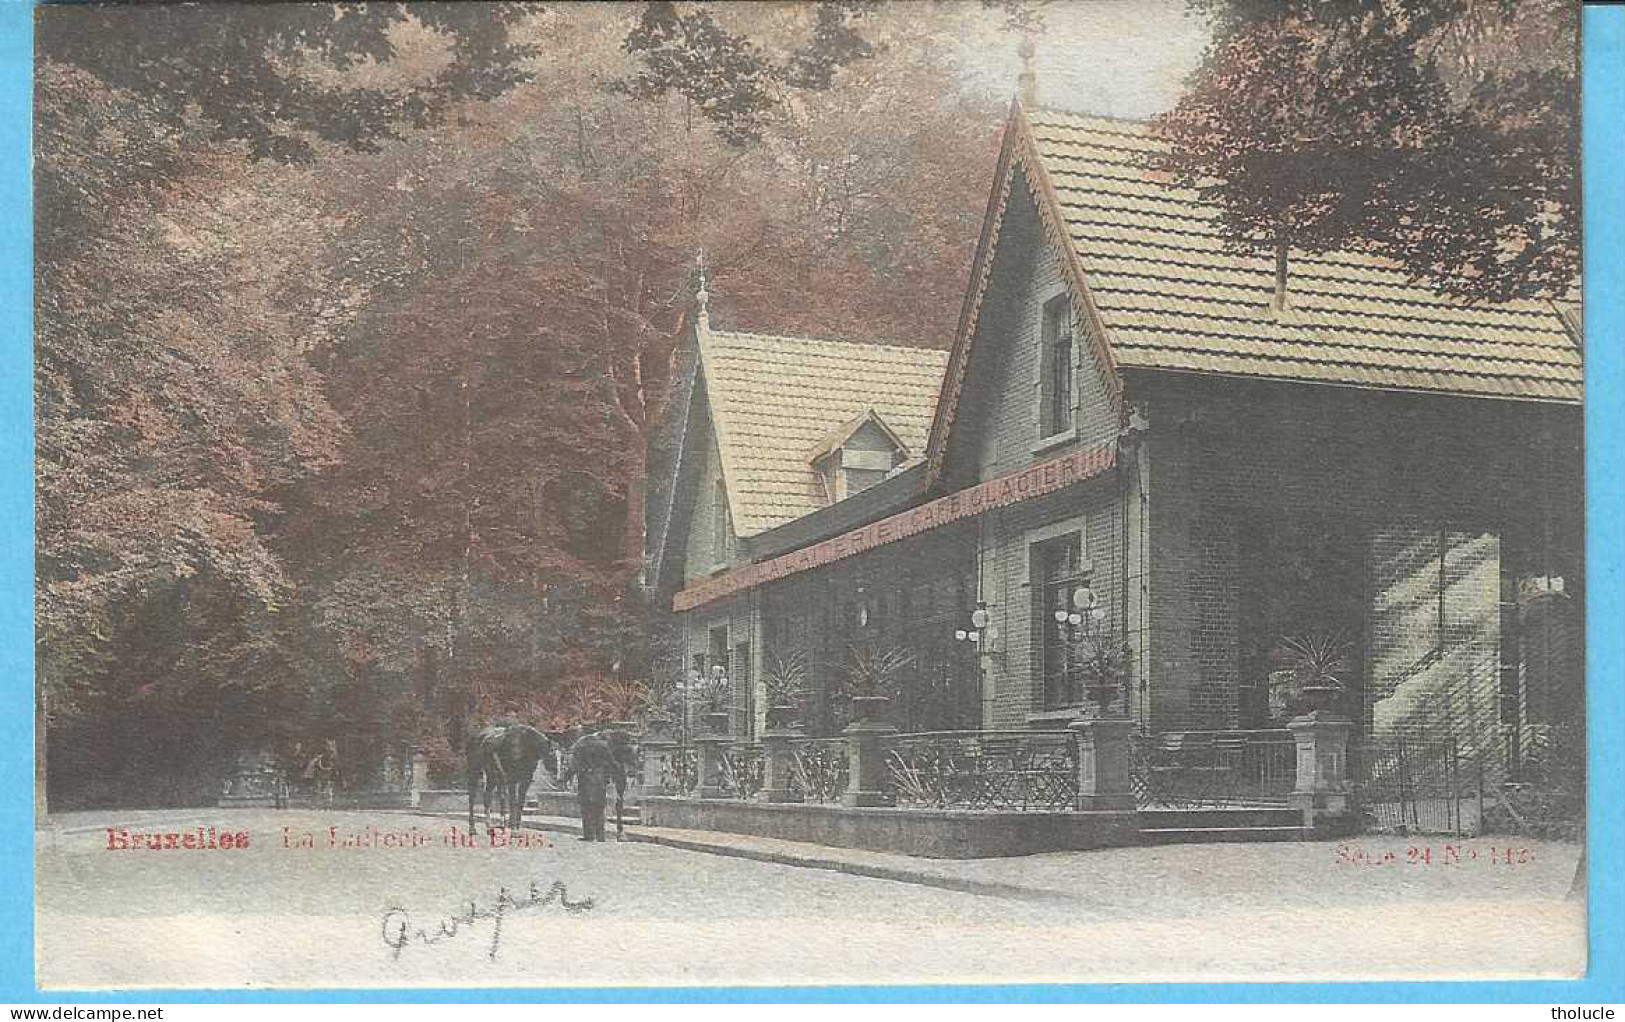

698,326,948,537
1023,109,1583,403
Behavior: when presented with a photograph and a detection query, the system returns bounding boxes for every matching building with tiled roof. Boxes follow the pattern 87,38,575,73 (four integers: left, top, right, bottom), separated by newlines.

1031,111,1580,401
649,100,1582,803
698,326,946,537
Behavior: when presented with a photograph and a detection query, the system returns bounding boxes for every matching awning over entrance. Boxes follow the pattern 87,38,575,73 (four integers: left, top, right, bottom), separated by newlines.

673,440,1116,612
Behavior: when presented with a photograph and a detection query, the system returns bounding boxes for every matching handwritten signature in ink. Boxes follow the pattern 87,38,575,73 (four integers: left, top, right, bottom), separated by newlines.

380,879,595,961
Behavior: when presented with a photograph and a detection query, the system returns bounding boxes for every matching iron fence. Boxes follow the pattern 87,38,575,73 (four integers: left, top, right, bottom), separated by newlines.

883,730,1077,812
719,743,764,799
1351,735,1470,835
789,737,849,804
1130,729,1296,809
665,744,698,796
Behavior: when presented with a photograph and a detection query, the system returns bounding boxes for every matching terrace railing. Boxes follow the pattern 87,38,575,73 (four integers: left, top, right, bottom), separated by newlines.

1350,734,1469,835
1130,729,1296,809
667,744,698,796
788,737,849,804
719,742,764,799
883,730,1078,812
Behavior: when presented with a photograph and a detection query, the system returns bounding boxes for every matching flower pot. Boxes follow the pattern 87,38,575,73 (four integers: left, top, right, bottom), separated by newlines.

642,715,677,743
766,703,800,730
1298,685,1345,716
1083,681,1122,710
850,695,891,724
701,711,732,737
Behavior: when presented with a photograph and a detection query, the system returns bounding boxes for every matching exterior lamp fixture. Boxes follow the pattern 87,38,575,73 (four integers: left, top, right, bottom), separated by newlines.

1074,583,1108,622
956,601,1000,654
1059,584,1106,635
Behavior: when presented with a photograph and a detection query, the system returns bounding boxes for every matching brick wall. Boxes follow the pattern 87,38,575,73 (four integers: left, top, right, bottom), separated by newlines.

1137,371,1583,752
967,174,1120,482
978,480,1127,728
942,173,1133,729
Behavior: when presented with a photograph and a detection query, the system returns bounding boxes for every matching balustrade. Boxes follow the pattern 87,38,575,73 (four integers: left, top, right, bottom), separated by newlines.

1129,729,1297,809
788,738,849,804
883,730,1079,812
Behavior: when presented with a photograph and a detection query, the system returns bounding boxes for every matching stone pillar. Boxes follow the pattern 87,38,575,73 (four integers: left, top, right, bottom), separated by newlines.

841,717,897,808
1069,717,1136,811
409,750,430,807
637,736,677,798
1288,712,1353,826
695,734,730,799
756,728,803,803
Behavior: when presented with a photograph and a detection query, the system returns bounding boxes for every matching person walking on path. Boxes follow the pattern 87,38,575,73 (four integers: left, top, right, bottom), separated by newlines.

558,729,626,842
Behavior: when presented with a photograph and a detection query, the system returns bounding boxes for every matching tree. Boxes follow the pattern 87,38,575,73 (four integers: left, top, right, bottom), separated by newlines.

34,60,356,804
36,3,536,165
34,2,1012,805
613,0,878,146
1153,0,1577,304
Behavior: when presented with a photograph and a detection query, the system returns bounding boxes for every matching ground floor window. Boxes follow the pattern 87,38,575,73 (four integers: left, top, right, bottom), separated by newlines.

1033,531,1084,709
761,545,980,735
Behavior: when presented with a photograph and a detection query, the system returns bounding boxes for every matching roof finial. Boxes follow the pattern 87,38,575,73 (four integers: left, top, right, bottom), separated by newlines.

694,248,710,330
1017,33,1038,109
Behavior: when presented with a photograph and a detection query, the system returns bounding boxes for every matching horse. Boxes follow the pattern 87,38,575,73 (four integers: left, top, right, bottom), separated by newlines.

466,723,558,833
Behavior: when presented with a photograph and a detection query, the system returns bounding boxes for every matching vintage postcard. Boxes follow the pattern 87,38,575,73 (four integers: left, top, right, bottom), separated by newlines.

33,0,1589,991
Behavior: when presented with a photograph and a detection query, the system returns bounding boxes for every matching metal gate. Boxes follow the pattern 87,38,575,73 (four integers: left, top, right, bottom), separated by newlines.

1351,735,1477,835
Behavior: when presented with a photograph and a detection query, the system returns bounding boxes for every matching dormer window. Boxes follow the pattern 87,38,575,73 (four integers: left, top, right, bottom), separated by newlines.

809,408,909,505
1040,294,1074,439
843,464,889,497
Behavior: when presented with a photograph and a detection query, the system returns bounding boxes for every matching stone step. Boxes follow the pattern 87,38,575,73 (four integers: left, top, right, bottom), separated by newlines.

1139,807,1302,829
522,805,642,823
1139,825,1309,845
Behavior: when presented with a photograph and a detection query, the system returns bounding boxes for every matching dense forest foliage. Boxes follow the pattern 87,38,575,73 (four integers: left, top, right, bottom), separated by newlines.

36,2,1009,805
35,0,1576,807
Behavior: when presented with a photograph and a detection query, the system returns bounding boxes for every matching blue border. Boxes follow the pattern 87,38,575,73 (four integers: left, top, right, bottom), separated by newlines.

1,0,1620,1004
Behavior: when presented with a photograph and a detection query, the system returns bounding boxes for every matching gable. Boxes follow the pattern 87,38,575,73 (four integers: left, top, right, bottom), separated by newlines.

933,160,1122,489
644,325,700,594
926,103,1584,488
678,382,739,582
843,419,902,454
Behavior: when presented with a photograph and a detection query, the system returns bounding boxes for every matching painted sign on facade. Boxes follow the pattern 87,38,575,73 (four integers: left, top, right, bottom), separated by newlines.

673,440,1116,611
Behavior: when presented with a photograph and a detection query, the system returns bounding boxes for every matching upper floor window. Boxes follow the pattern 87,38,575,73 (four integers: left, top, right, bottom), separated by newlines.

843,465,889,497
1040,295,1074,439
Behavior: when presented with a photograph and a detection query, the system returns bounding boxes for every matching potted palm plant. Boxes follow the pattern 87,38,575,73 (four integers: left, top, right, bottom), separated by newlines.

693,668,733,736
638,677,683,742
1067,615,1132,716
842,643,914,725
1270,632,1354,717
763,649,812,730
